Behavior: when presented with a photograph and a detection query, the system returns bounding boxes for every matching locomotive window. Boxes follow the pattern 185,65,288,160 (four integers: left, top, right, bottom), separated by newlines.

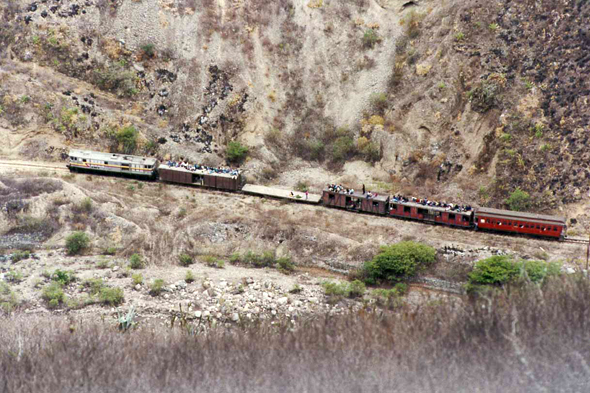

536,226,540,229
448,213,456,221
328,194,335,200
373,201,379,208
82,159,87,162
104,161,108,164
404,206,411,214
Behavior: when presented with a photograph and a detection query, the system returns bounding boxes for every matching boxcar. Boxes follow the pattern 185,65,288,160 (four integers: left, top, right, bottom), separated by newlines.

321,190,389,215
389,201,474,228
474,207,566,239
158,164,243,191
67,150,159,179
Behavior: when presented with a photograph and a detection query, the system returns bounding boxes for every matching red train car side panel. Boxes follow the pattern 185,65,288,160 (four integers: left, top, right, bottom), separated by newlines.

475,207,565,239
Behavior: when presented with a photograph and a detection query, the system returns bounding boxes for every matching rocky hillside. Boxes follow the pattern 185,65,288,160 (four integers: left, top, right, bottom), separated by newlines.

1,0,588,212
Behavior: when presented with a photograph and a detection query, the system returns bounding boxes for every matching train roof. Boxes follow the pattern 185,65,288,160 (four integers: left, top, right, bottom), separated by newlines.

475,207,566,225
159,164,241,179
390,200,474,216
323,189,389,203
69,150,158,165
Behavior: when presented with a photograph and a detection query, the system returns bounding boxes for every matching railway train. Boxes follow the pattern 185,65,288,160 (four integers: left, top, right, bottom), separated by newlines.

66,149,568,240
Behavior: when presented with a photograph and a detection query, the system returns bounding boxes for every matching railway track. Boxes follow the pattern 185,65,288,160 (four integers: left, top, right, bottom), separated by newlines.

0,160,69,173
563,236,590,244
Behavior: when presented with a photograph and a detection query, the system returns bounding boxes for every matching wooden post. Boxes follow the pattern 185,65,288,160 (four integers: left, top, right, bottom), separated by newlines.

587,234,590,271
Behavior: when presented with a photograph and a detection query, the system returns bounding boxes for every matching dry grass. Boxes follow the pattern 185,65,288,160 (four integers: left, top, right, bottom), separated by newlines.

1,276,589,392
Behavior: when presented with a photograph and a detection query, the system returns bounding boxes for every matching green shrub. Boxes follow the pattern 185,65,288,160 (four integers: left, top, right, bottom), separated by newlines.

99,287,124,306
488,23,499,31
6,270,24,283
116,126,138,154
0,282,18,314
132,273,143,285
330,134,355,162
10,250,30,263
348,280,366,298
361,141,381,163
226,141,249,163
83,278,106,295
66,231,90,255
129,253,144,269
80,197,92,213
185,270,195,283
103,247,117,256
468,256,519,286
277,257,295,273
42,282,65,309
149,279,165,296
229,252,241,264
362,28,381,48
140,43,156,58
323,280,366,301
96,259,111,269
455,31,465,41
179,253,193,267
505,188,530,211
289,284,302,294
363,241,436,284
52,269,76,286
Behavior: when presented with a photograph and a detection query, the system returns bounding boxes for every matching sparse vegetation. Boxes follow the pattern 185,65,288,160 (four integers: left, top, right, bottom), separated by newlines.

0,282,18,313
52,269,77,286
140,43,156,59
455,31,465,41
115,126,139,154
132,274,143,286
322,280,366,302
226,141,249,163
129,253,145,269
42,282,65,309
362,29,381,49
185,270,195,283
468,256,561,287
505,188,530,211
65,231,90,255
149,279,165,296
99,287,125,306
178,253,194,267
10,250,30,263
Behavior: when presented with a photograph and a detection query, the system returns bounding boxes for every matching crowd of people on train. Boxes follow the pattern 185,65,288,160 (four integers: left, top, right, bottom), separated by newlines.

166,160,241,177
327,183,471,212
392,195,472,212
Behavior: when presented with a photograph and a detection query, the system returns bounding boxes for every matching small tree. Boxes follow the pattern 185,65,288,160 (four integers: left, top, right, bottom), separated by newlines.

116,126,138,154
505,188,530,211
226,141,249,163
65,232,90,255
468,256,520,286
364,241,436,284
129,254,144,269
178,253,194,267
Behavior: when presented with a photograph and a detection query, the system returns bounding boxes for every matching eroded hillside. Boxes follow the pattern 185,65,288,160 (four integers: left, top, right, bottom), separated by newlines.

1,0,588,210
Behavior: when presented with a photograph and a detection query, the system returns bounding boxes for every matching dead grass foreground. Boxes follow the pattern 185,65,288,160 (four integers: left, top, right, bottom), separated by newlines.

1,276,589,393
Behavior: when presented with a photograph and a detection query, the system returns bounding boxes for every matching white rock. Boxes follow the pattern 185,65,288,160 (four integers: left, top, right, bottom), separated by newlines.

308,297,318,304
112,266,119,272
277,297,289,305
288,306,295,313
231,313,239,322
163,294,170,300
566,267,576,274
168,284,177,290
271,310,277,316
134,284,141,291
194,311,202,318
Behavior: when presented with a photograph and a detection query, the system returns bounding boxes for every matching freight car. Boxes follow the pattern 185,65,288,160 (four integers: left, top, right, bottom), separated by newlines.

66,150,567,240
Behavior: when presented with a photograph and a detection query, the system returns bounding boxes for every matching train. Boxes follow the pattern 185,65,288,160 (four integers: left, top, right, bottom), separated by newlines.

66,149,568,240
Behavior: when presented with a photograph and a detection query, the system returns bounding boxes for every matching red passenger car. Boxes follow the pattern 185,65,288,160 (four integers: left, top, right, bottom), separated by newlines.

389,201,473,227
474,207,566,239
